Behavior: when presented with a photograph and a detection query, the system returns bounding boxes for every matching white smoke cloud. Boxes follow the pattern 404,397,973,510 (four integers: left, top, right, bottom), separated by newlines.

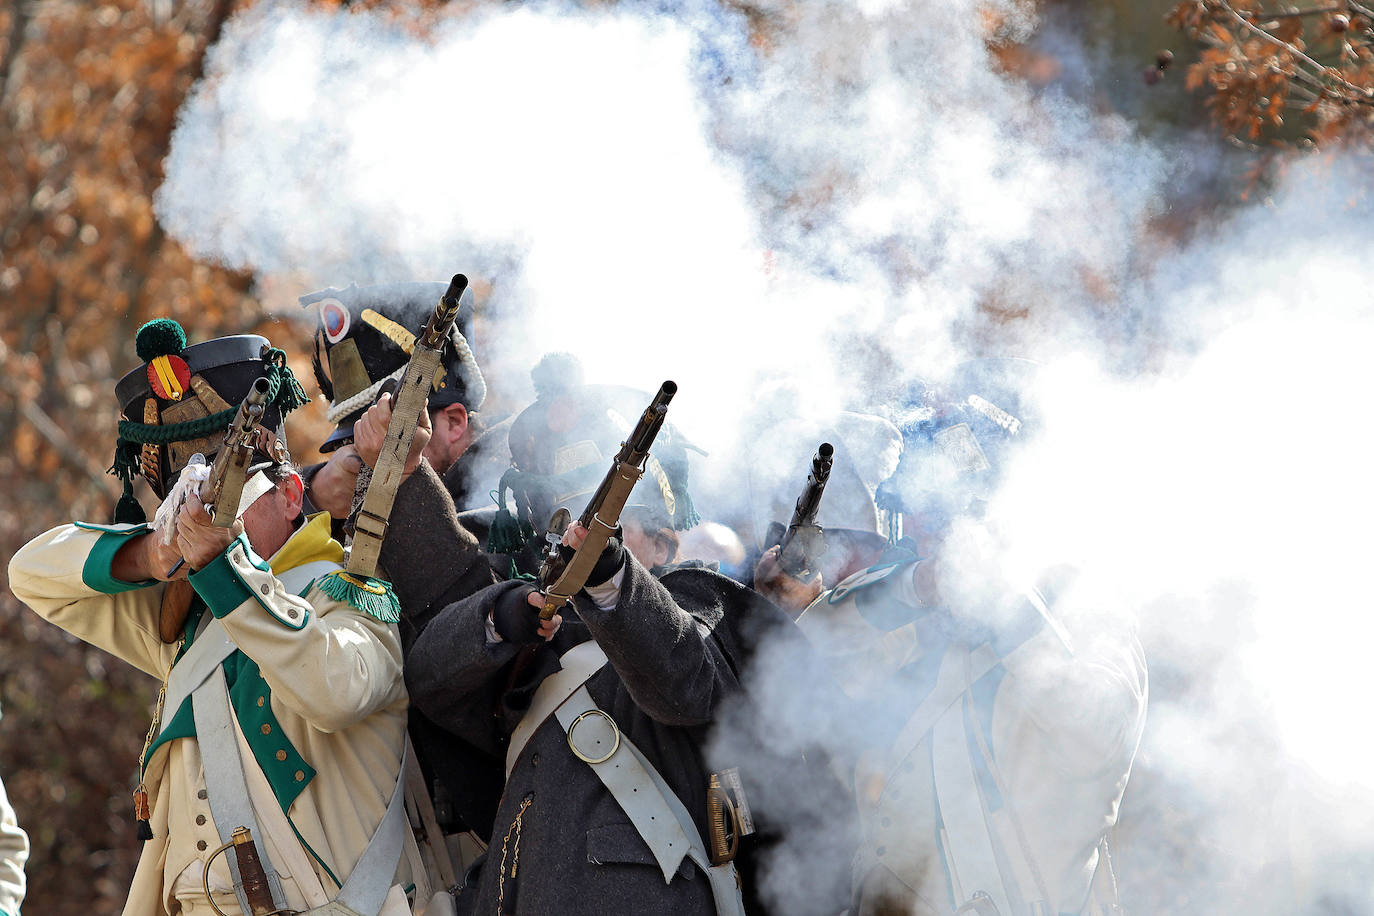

155,0,1374,912
990,154,1374,912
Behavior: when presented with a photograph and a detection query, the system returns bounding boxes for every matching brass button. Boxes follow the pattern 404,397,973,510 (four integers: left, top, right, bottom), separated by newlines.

295,770,305,782
197,840,207,852
531,753,539,768
257,696,265,708
197,789,207,800
260,724,272,736
196,814,206,826
276,750,287,762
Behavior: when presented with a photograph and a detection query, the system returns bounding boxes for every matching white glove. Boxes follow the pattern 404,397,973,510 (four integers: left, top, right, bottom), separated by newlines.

153,453,211,546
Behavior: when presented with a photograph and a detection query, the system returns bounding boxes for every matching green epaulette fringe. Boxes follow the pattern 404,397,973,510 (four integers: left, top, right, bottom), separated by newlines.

316,571,401,624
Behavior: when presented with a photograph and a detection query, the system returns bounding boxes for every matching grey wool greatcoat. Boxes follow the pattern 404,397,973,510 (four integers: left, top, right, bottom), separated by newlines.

373,459,507,841
405,554,763,916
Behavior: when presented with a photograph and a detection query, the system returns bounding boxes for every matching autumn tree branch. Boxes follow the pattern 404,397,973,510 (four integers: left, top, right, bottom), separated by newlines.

1217,0,1374,103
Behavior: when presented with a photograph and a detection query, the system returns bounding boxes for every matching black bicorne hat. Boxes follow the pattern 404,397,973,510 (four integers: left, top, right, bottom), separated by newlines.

299,281,486,453
109,319,310,523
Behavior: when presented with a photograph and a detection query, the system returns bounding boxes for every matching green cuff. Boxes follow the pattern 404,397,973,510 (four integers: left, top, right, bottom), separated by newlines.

189,533,261,619
79,525,156,594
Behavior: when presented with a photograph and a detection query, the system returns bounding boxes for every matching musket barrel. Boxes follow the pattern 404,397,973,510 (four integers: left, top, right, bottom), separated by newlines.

443,273,469,305
547,383,678,616
418,274,468,349
775,441,835,575
628,381,675,453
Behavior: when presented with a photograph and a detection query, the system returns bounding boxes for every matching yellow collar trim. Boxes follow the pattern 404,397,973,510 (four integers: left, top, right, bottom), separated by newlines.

269,512,345,574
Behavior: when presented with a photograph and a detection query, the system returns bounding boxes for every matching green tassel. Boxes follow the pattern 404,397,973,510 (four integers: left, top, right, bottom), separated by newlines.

316,572,401,623
110,440,147,524
674,489,701,531
262,346,311,415
486,470,537,554
115,488,147,525
487,508,536,555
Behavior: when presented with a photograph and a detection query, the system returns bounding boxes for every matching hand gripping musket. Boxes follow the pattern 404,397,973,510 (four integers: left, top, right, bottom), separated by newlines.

536,381,676,620
766,442,834,580
347,273,468,579
159,378,272,640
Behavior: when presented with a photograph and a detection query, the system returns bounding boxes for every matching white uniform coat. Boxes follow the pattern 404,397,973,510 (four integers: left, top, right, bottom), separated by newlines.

797,558,1146,916
0,770,26,916
9,514,408,915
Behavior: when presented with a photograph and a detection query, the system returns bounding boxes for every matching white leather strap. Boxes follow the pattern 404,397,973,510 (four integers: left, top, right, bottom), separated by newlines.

553,684,744,916
160,560,339,730
161,622,235,733
505,640,609,776
508,640,745,916
334,746,409,916
932,690,1013,915
556,685,691,883
194,665,291,914
883,643,998,776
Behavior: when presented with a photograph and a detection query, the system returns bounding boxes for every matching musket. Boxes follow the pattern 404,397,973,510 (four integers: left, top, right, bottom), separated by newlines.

202,376,273,527
348,273,468,578
536,381,676,620
162,377,272,584
766,442,834,579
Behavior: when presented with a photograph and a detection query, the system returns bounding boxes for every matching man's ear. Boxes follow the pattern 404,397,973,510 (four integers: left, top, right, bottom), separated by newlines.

282,470,305,519
441,402,469,444
654,528,678,567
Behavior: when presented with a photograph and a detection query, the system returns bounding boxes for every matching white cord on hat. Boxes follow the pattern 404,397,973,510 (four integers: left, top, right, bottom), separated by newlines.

451,326,487,409
325,325,487,424
326,365,407,425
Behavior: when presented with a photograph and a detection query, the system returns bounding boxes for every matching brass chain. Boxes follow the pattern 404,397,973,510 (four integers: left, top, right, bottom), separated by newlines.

133,636,185,821
496,795,533,912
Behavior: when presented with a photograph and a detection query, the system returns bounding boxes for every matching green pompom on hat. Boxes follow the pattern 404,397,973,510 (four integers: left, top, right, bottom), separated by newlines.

134,318,188,362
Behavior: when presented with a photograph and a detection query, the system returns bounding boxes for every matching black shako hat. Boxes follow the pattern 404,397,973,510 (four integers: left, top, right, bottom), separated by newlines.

487,353,699,554
110,318,310,522
299,280,487,453
877,357,1040,520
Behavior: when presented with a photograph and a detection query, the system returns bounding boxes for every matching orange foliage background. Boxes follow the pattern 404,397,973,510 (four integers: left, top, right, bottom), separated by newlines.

0,2,318,911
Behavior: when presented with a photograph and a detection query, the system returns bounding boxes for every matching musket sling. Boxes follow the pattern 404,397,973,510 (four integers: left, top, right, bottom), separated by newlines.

507,640,745,916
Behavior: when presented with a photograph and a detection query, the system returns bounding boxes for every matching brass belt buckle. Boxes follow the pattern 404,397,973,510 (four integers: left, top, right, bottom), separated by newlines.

567,708,620,764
